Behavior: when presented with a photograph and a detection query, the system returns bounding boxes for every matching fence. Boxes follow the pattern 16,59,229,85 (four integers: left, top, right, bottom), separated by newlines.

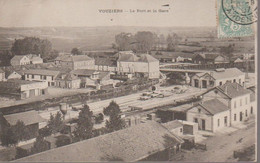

164,60,255,72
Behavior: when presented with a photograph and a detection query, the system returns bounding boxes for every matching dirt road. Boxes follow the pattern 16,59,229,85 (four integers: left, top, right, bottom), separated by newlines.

181,118,256,162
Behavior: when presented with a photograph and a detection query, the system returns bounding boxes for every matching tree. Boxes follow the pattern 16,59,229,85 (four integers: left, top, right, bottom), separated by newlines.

105,101,125,133
71,48,82,55
55,135,71,147
73,105,94,141
0,50,14,66
11,37,52,60
0,126,18,147
134,31,155,52
47,112,64,134
166,33,180,51
103,101,120,116
95,113,104,124
0,121,30,147
115,33,135,51
30,135,50,154
220,44,234,59
13,120,30,141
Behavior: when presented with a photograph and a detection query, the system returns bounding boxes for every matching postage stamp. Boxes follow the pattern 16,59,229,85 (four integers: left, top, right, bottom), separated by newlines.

217,0,257,38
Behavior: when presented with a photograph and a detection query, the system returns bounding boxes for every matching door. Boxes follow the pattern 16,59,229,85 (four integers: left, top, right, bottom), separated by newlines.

202,80,207,88
224,116,228,126
201,119,206,130
240,112,243,121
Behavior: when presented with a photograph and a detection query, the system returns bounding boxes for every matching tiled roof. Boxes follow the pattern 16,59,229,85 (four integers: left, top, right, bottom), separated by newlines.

55,55,94,62
56,73,79,81
117,52,158,63
11,55,28,62
3,110,45,126
24,69,60,76
195,68,244,80
95,58,117,67
139,54,158,62
15,121,183,162
71,69,97,76
199,98,229,115
217,82,251,98
163,120,183,130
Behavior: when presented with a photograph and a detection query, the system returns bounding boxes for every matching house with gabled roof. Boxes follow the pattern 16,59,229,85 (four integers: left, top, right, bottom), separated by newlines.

10,55,31,66
55,72,81,89
186,98,230,132
15,121,184,162
191,68,245,88
192,53,229,64
200,82,254,127
54,54,95,70
116,51,160,79
24,69,60,86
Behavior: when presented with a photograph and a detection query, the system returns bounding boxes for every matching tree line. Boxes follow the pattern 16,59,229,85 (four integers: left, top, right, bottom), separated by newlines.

0,101,126,159
113,31,181,52
0,37,58,66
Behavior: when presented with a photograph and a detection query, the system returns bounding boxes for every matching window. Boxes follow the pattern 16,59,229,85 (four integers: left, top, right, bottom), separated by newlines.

239,79,241,84
245,97,248,105
233,79,236,83
52,76,54,80
32,75,34,79
234,114,236,121
245,110,248,117
219,81,222,85
251,107,253,114
234,101,236,109
198,108,201,113
194,118,198,123
27,74,29,78
218,119,220,127
43,76,47,80
180,128,183,133
240,99,242,106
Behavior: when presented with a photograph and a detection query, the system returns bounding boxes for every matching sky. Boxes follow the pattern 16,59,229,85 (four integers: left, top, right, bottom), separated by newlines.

0,0,216,27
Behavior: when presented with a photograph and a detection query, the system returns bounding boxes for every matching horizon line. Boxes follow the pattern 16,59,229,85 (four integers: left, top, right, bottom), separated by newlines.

0,25,217,28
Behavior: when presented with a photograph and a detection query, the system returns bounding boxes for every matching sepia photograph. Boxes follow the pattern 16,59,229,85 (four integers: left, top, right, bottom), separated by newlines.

0,0,257,162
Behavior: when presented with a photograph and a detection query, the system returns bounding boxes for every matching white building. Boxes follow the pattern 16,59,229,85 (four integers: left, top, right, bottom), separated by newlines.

116,51,160,79
191,68,245,88
0,79,48,99
203,82,257,129
24,69,60,86
10,55,31,66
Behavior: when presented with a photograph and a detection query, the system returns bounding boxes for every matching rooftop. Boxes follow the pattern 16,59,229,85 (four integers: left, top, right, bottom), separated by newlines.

55,54,94,62
15,121,183,162
3,110,45,126
24,69,60,76
163,120,183,130
195,68,244,80
198,98,229,115
217,82,251,98
117,51,158,63
71,69,97,76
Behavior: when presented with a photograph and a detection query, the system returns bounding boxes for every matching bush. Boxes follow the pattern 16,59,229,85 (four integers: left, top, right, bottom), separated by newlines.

39,127,52,137
15,147,30,159
95,113,104,124
55,135,71,147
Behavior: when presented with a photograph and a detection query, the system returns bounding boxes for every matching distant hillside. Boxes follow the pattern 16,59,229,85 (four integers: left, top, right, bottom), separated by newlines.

0,26,216,52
